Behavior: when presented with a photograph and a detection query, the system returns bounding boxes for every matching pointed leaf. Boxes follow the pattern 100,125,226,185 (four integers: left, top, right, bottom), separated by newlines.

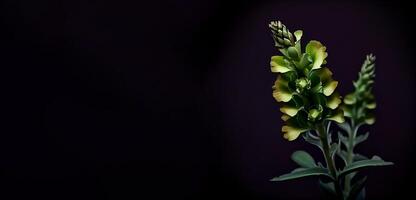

330,140,340,159
291,150,317,168
338,131,348,147
353,154,369,161
339,156,394,178
319,180,336,197
347,176,367,200
303,131,322,150
357,188,366,200
337,122,351,133
355,132,369,146
337,150,348,165
270,167,332,181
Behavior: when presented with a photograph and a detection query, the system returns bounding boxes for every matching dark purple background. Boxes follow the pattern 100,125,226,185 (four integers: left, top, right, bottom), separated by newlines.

1,0,415,199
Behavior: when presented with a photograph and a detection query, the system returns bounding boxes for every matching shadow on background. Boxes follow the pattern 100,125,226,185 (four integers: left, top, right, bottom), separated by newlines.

1,0,415,199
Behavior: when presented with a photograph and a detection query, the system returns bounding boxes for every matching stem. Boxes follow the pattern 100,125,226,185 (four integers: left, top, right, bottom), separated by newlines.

344,122,358,193
316,123,344,200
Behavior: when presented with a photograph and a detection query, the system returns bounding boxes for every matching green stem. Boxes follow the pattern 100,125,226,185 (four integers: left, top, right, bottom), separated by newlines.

344,122,358,194
317,123,344,200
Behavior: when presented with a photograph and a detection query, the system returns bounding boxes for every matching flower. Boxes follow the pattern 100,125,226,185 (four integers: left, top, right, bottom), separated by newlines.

269,21,344,141
341,54,376,125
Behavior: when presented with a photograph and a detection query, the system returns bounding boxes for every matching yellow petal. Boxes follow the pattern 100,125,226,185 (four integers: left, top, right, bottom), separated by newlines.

280,106,299,117
365,114,376,125
366,102,376,109
341,104,353,118
281,114,290,121
327,109,345,123
282,125,309,141
272,76,293,102
294,30,303,41
344,94,356,105
270,56,291,73
305,40,328,70
327,93,341,109
323,80,338,96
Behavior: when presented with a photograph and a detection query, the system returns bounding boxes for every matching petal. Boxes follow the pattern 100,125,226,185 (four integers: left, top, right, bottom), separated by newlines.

327,109,345,123
272,75,293,102
313,67,333,82
313,68,338,96
366,101,376,109
327,93,341,109
294,30,303,41
282,125,309,141
364,114,376,125
270,56,292,73
305,40,327,70
344,93,356,105
281,114,291,121
341,104,353,118
323,80,338,96
280,106,299,117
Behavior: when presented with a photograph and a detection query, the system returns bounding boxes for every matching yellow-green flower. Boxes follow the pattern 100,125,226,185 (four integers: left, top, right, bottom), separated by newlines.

269,21,344,141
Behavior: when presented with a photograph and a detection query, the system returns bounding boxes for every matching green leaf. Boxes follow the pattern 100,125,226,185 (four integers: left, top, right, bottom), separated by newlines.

270,167,332,181
338,131,348,148
357,188,366,200
330,140,340,159
355,132,369,146
353,154,369,162
339,156,394,178
303,131,322,150
319,180,336,197
337,122,351,133
347,176,367,200
291,150,317,168
337,150,348,165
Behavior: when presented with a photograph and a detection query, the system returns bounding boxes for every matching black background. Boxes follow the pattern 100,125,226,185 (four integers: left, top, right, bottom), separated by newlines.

1,0,415,199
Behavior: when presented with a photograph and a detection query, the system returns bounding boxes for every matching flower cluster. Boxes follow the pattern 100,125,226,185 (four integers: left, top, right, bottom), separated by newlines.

341,54,376,125
269,21,344,141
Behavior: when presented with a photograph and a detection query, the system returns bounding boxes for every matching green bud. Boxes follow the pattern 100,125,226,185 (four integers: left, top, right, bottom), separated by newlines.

308,109,320,121
295,78,310,93
288,47,300,60
269,21,295,49
308,105,323,121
